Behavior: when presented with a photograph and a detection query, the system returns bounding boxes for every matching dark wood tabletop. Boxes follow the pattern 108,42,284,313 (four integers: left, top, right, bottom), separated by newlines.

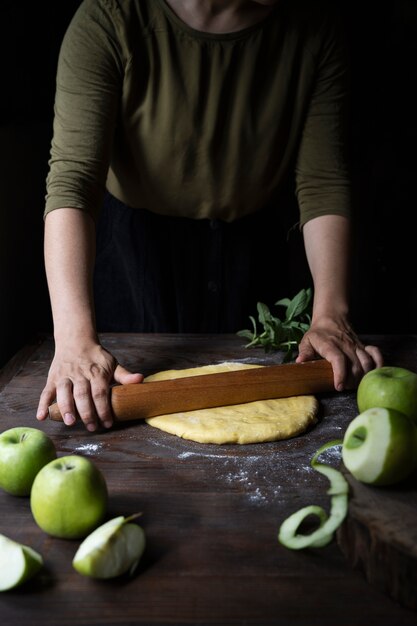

0,333,416,626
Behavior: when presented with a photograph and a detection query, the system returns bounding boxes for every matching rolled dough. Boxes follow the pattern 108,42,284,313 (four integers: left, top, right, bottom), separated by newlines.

145,362,319,445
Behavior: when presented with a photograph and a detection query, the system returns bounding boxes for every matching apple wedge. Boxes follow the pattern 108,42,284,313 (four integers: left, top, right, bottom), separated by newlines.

342,407,417,486
0,534,43,591
72,515,146,579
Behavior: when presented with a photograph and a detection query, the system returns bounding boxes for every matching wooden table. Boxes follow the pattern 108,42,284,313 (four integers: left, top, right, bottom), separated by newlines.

0,333,416,626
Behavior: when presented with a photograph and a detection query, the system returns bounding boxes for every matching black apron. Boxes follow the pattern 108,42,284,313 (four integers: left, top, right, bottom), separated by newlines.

93,191,308,333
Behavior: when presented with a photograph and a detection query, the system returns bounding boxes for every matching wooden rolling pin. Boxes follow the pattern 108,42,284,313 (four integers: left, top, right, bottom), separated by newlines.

48,359,335,422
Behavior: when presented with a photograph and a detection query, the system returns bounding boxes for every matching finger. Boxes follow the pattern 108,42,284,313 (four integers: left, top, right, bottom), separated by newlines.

296,333,349,390
301,341,347,391
71,380,98,432
355,347,376,375
36,385,57,422
317,340,359,391
90,380,113,429
295,339,317,363
325,352,349,391
55,379,78,426
114,364,144,385
343,351,365,390
364,345,384,368
295,350,317,363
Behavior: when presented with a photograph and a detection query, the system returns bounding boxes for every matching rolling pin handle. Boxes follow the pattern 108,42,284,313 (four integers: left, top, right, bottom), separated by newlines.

48,402,64,422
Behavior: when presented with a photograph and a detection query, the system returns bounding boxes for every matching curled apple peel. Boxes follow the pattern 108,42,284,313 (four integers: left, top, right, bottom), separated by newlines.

0,534,43,591
278,440,349,550
72,514,146,579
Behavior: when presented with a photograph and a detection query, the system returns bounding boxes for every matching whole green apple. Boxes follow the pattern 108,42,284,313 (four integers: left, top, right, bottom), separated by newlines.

0,533,43,591
342,407,417,486
0,427,57,496
357,366,417,424
30,455,108,539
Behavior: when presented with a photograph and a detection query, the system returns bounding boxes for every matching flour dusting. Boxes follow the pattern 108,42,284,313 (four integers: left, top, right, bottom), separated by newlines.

179,451,228,460
73,442,102,455
175,445,301,507
143,408,342,508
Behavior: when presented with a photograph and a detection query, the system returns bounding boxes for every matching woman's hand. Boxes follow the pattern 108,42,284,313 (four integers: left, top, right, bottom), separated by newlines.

296,315,383,391
36,340,143,431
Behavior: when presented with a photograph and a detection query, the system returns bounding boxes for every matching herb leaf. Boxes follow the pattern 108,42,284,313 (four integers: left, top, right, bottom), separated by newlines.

237,287,313,361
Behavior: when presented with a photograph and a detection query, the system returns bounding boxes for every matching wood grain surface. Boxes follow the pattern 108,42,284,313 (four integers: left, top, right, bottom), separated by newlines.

337,470,417,611
0,333,416,626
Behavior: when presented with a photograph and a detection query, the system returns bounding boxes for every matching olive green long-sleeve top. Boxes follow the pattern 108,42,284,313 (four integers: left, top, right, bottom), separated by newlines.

45,0,351,225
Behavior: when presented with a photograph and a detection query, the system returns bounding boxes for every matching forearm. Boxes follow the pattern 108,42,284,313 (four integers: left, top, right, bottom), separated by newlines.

299,214,383,388
44,208,97,346
39,208,143,431
302,214,351,321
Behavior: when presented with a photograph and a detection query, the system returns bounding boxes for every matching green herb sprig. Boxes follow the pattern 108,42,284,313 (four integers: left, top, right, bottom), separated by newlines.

237,287,313,361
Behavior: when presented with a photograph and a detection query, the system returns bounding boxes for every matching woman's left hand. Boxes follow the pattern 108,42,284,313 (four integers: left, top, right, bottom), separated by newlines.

295,315,384,391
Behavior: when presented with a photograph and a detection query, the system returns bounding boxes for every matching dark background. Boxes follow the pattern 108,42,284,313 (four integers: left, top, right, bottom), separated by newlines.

1,0,416,369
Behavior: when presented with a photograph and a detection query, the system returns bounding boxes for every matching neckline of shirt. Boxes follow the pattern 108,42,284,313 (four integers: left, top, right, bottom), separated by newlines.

153,0,280,42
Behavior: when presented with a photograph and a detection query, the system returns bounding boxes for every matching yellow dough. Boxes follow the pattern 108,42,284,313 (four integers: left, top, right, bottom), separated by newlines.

145,362,319,445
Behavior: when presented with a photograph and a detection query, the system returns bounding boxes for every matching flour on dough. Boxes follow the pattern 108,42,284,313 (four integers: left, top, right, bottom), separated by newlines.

145,362,319,445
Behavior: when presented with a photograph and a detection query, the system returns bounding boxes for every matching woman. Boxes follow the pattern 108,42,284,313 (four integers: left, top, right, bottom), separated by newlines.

36,0,383,432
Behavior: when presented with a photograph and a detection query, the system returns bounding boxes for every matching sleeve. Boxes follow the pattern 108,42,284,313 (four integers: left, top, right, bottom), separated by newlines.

295,14,352,227
44,0,126,222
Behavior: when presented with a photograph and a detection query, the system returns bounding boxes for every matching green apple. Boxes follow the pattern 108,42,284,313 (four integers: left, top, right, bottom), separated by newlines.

357,366,417,424
342,407,417,486
30,455,108,539
0,427,57,496
0,533,43,591
72,514,146,579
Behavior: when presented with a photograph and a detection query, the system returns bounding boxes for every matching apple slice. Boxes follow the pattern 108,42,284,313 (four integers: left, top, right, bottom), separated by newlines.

342,407,417,486
278,440,349,549
0,534,43,591
72,514,146,579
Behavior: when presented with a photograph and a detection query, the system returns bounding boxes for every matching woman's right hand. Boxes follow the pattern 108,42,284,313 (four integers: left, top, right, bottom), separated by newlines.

36,340,143,432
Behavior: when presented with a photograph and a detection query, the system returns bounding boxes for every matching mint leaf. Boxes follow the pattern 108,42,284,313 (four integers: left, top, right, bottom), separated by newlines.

237,287,313,359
